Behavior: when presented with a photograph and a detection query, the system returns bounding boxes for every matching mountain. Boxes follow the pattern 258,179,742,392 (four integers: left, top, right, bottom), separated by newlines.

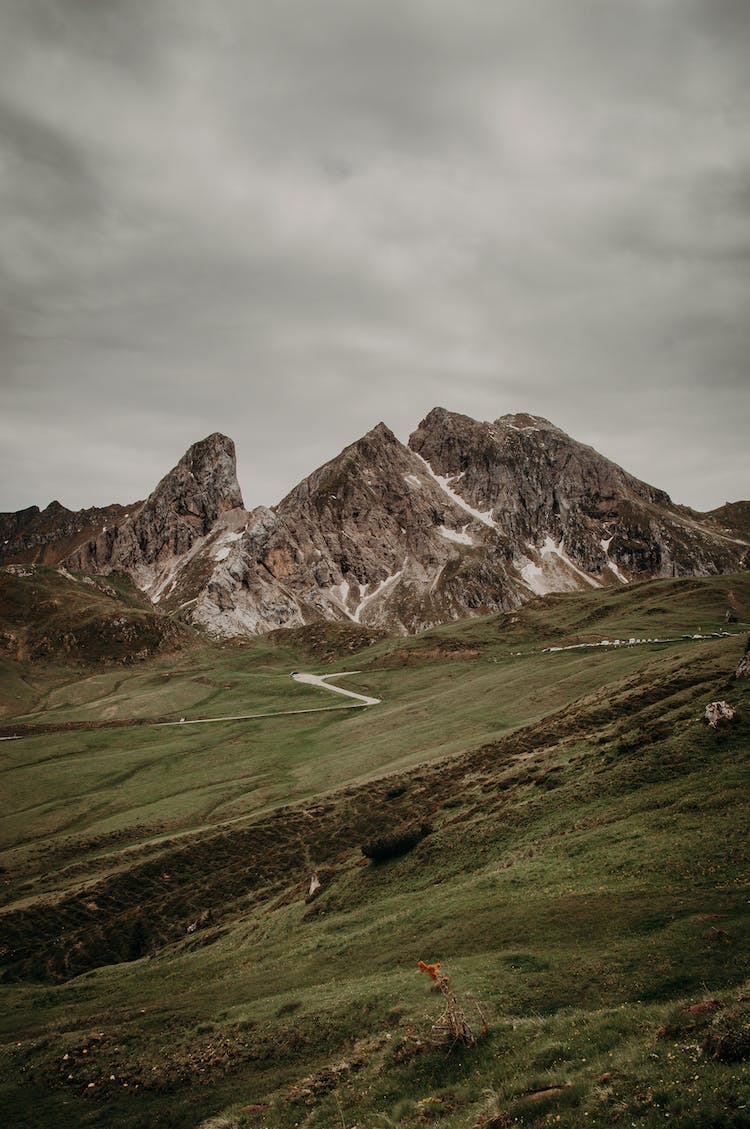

409,407,748,585
707,500,750,542
186,421,522,636
157,410,750,635
1,411,747,638
0,501,134,567
63,431,244,593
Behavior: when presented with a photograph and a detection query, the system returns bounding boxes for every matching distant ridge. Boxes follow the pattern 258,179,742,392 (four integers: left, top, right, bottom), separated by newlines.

1,411,747,637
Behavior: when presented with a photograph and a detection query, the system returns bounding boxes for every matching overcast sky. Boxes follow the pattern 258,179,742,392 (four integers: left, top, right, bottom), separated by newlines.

1,0,748,515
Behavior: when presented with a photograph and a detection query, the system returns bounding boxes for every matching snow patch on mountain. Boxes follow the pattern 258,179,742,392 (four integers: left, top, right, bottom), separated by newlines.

438,525,475,546
351,568,404,623
413,453,497,529
600,534,629,583
518,536,600,596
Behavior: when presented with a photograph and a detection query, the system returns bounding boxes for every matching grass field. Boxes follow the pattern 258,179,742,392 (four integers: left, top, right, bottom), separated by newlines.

1,572,749,1127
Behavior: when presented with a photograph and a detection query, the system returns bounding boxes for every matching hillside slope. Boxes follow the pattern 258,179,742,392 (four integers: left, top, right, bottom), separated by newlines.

0,565,190,670
1,577,749,1128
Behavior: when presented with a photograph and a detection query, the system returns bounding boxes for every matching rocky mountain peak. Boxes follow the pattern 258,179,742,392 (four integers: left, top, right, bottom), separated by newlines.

3,411,748,640
495,412,559,433
333,419,401,461
60,433,245,590
409,405,671,513
276,422,404,514
163,432,244,518
363,421,396,442
329,421,401,473
188,416,522,637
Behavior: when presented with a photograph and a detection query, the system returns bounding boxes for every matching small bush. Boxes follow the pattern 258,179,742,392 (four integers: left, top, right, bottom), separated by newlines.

276,1001,302,1018
500,952,550,973
702,1008,750,1062
361,822,432,863
417,960,476,1049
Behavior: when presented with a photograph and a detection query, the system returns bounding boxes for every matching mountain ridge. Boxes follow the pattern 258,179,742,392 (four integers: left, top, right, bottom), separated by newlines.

1,410,747,638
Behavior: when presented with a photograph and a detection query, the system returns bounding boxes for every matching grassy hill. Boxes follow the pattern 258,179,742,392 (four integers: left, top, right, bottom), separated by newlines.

0,565,190,677
1,573,749,1128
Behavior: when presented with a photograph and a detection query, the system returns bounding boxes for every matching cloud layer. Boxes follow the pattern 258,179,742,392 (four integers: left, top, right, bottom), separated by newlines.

1,0,748,512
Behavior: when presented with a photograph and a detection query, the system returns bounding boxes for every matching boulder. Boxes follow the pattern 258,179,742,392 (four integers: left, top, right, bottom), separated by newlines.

734,636,750,680
704,701,736,729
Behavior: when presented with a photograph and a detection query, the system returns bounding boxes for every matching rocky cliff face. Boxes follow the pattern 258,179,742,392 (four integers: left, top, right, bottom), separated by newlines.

2,413,747,638
187,422,520,636
184,410,748,636
1,434,245,610
0,501,134,567
409,408,748,591
62,433,245,597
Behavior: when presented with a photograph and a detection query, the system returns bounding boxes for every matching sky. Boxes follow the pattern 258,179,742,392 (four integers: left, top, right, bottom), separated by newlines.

1,0,748,515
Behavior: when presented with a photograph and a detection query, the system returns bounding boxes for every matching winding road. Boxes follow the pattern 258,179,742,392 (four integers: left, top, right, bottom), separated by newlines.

290,670,381,706
0,671,381,740
155,670,381,726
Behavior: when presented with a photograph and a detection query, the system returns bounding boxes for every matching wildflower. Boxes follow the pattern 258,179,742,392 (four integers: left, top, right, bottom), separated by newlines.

417,960,443,983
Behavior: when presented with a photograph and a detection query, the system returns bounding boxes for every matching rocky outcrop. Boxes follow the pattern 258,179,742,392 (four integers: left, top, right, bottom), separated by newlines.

704,701,736,729
0,501,133,567
2,413,747,638
63,433,244,598
734,636,750,680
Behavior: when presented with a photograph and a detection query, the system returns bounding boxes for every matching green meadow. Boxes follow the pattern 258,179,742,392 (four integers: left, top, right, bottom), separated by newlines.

1,572,749,1127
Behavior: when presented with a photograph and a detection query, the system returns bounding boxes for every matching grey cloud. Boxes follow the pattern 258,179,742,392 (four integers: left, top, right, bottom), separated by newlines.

1,0,748,515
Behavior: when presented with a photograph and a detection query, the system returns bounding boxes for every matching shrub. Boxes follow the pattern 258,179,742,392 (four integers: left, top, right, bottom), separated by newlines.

417,960,476,1049
361,822,432,863
702,1008,750,1062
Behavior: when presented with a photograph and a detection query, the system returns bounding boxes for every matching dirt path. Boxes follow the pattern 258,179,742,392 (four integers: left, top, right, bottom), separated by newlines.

0,672,380,739
290,670,381,706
